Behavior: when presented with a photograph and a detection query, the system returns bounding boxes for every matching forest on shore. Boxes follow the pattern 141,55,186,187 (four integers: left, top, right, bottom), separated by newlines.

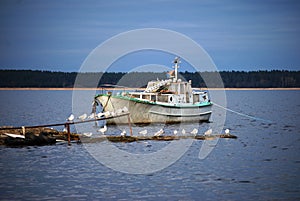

0,69,299,88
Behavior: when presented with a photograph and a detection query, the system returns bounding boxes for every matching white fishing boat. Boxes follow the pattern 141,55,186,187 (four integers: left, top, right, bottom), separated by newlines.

93,57,212,124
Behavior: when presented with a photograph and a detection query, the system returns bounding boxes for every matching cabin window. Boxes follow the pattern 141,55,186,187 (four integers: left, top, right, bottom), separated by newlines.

199,93,208,102
157,95,168,102
193,94,200,103
142,95,150,100
177,83,185,94
151,95,156,102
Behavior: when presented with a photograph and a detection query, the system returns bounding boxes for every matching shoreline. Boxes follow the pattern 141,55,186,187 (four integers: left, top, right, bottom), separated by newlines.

0,87,299,91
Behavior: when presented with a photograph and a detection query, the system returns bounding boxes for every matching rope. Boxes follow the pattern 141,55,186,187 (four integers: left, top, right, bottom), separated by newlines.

103,95,111,111
0,113,130,130
212,102,272,123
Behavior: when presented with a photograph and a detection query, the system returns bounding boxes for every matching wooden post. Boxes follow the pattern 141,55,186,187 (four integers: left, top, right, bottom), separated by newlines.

66,123,71,145
127,114,133,136
22,126,25,135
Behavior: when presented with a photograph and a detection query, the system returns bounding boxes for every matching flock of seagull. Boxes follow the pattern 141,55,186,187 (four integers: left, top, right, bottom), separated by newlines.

65,109,230,138
66,107,129,122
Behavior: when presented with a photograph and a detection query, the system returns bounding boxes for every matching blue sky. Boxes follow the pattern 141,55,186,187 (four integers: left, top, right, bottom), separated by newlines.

0,0,299,72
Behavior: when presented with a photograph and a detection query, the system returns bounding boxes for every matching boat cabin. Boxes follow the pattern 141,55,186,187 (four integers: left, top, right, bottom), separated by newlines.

123,79,209,106
105,57,210,106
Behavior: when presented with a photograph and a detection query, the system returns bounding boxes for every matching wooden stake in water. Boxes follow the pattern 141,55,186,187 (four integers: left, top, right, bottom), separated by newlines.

22,126,25,135
66,123,71,145
127,114,133,136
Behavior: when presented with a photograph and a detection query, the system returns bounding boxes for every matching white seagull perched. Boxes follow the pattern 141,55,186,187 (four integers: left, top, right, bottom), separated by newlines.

78,113,87,121
115,109,123,115
204,128,212,136
67,114,75,122
82,132,92,137
225,129,230,135
182,128,186,135
173,130,178,135
97,112,105,118
88,113,96,119
98,125,107,134
139,129,148,136
103,111,111,118
154,128,164,136
191,128,198,136
120,130,126,137
122,106,129,113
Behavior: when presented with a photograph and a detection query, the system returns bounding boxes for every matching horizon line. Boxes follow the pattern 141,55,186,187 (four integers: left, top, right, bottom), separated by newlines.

0,69,299,73
0,87,299,91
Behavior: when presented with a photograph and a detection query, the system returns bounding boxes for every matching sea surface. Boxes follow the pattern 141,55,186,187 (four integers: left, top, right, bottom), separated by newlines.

0,90,299,200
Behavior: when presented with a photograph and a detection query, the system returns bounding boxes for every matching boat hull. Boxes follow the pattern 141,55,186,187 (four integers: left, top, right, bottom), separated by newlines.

96,95,212,125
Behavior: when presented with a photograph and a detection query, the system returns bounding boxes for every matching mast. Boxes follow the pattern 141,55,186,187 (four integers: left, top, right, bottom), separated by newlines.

173,57,180,82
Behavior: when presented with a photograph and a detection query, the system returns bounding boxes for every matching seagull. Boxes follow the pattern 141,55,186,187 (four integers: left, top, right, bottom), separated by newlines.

67,114,74,122
173,130,178,135
138,129,147,136
98,125,107,134
97,112,105,118
63,127,67,132
204,128,212,136
225,129,230,135
122,106,129,113
103,111,111,118
82,132,92,137
88,113,96,119
191,128,198,136
154,128,164,136
182,129,186,135
115,109,123,115
78,113,87,121
120,130,126,137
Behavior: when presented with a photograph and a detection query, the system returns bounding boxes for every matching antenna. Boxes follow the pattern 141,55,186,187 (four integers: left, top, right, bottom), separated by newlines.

173,57,181,82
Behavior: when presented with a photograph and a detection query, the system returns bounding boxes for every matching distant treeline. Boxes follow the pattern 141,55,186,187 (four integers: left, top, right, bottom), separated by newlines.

0,70,299,88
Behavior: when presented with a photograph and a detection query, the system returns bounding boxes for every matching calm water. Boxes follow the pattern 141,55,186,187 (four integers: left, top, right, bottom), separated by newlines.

0,90,299,200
